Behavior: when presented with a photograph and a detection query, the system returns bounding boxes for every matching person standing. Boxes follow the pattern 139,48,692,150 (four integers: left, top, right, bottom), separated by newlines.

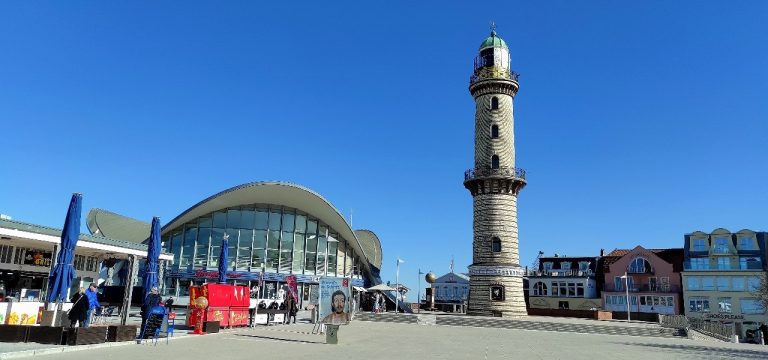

373,292,381,314
83,284,101,328
67,288,88,327
141,287,162,331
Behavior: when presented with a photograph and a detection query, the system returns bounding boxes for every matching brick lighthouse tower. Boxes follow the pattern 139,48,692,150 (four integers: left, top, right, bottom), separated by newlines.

464,27,527,317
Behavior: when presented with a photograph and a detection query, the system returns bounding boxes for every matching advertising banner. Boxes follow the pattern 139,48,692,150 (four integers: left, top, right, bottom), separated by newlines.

23,250,52,267
319,277,350,325
285,275,298,302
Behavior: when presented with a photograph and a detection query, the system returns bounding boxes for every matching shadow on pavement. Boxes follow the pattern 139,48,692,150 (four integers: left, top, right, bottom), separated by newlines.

618,342,768,359
233,333,324,344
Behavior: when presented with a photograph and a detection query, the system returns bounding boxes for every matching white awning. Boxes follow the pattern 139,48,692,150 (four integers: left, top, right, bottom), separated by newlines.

352,286,367,292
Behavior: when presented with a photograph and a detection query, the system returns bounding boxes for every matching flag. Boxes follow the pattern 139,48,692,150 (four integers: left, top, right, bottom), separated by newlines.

397,257,404,264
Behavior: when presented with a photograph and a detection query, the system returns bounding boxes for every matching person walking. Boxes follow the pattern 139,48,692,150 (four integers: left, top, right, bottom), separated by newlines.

67,287,88,327
83,284,101,328
373,292,381,314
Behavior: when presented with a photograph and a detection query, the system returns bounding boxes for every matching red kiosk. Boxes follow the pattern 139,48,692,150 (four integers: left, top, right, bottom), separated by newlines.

188,284,250,329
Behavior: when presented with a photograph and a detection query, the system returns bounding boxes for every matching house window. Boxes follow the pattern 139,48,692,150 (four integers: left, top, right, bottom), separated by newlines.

740,299,764,314
491,237,501,253
689,258,708,270
740,257,761,270
491,96,499,110
628,257,650,273
576,283,584,297
560,262,571,271
713,237,731,254
491,125,499,139
693,238,707,251
716,277,729,291
747,276,761,291
491,155,499,169
689,297,710,313
578,262,590,272
738,237,756,250
718,298,732,313
701,277,714,290
614,276,623,291
533,282,548,296
687,276,700,290
543,262,553,272
717,258,731,270
490,285,504,301
732,277,745,291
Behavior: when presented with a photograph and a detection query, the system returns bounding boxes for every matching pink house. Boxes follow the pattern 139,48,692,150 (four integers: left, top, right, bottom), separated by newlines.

602,246,684,315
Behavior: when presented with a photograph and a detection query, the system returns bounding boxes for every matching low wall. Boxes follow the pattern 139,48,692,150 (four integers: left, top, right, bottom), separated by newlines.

527,308,612,320
610,311,659,322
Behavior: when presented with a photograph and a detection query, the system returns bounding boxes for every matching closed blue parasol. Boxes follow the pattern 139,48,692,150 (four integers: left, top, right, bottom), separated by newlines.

47,193,82,303
142,217,161,299
218,233,229,283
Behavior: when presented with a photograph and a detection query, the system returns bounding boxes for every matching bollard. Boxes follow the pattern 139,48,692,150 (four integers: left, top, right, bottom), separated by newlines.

325,324,340,344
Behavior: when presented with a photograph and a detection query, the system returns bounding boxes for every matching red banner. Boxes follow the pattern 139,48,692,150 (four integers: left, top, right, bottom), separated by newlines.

286,275,298,302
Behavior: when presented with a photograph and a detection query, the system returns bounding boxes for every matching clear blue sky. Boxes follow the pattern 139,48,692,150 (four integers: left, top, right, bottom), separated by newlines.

2,2,767,301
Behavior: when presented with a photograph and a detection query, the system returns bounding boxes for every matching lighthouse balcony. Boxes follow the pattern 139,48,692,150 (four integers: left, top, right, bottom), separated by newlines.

470,68,519,85
464,166,526,182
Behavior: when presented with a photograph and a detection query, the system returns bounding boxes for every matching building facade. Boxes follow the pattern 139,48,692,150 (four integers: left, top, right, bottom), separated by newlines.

430,272,470,312
155,182,382,307
527,256,600,310
681,228,767,340
602,247,684,316
463,29,527,317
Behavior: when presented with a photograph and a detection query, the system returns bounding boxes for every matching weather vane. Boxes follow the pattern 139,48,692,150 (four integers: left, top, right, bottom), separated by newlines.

490,21,497,33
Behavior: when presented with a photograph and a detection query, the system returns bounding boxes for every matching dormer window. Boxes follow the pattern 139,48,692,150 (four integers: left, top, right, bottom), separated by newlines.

560,262,571,270
543,262,553,272
738,237,756,250
579,262,590,271
713,238,731,254
693,239,707,252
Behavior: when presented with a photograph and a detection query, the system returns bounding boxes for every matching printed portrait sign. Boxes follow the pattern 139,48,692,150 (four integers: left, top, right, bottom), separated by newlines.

319,277,351,325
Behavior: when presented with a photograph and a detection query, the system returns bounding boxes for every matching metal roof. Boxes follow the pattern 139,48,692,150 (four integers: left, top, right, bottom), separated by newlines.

0,218,155,253
87,208,151,243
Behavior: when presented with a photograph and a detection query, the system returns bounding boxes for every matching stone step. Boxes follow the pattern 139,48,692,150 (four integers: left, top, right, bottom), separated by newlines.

354,313,684,339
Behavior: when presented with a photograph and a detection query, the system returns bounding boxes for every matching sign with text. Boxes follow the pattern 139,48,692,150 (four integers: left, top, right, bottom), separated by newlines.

319,277,351,325
23,251,52,267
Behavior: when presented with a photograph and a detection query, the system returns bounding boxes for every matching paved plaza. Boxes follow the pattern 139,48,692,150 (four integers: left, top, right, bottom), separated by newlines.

3,320,764,360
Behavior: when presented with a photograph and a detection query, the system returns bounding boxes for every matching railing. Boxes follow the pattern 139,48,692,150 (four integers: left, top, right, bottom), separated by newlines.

658,314,735,342
626,267,655,275
684,261,763,271
604,284,681,293
526,269,594,277
470,70,519,84
464,166,526,182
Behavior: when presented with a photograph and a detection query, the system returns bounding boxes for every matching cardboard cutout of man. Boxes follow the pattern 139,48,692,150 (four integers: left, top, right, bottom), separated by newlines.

321,290,350,325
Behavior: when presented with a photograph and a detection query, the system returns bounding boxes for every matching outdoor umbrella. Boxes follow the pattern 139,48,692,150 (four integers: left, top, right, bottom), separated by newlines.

46,193,82,303
218,233,229,283
366,284,397,292
142,217,161,299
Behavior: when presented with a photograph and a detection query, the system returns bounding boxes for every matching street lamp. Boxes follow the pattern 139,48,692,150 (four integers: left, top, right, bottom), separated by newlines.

396,257,404,314
418,268,424,313
620,272,631,322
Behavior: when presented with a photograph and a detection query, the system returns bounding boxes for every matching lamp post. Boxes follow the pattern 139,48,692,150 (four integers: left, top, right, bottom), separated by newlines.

396,258,404,314
418,268,424,313
620,272,631,322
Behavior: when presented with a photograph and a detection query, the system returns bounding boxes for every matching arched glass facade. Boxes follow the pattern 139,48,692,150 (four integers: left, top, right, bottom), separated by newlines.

163,205,363,279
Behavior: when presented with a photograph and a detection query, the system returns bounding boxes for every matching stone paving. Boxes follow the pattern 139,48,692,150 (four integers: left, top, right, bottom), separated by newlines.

9,319,767,360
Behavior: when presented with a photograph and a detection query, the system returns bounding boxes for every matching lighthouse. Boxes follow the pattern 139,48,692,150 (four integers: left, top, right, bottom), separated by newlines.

464,27,527,317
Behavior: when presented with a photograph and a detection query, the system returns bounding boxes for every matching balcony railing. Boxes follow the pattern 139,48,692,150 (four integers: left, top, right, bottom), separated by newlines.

464,166,526,182
526,269,594,277
684,261,763,271
604,284,681,293
627,267,655,275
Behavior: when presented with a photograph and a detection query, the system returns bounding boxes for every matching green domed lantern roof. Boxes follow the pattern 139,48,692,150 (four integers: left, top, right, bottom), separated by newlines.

479,31,508,50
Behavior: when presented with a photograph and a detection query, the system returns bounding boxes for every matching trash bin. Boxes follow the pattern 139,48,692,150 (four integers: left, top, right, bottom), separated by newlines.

325,324,339,344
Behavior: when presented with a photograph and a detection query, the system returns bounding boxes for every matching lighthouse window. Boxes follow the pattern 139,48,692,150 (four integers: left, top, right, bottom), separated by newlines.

492,237,501,253
491,155,500,169
491,125,499,139
491,97,499,110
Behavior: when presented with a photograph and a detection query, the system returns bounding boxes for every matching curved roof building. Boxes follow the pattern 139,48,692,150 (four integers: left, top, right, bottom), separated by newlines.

89,181,383,299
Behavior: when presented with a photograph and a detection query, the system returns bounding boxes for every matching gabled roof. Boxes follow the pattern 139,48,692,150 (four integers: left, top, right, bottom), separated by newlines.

434,272,470,284
604,247,684,273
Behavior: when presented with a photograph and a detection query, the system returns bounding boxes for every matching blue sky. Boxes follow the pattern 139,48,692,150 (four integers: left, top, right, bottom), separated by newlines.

1,2,767,301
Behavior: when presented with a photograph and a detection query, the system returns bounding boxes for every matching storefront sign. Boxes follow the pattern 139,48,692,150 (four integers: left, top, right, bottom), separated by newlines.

23,251,52,267
167,269,364,286
705,313,744,320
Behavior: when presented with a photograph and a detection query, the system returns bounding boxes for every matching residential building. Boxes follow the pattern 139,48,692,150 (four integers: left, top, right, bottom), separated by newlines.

682,228,767,340
527,256,600,310
602,246,684,316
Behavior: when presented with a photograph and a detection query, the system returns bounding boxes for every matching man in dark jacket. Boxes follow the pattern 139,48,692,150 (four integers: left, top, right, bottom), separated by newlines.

68,287,88,327
141,287,163,331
